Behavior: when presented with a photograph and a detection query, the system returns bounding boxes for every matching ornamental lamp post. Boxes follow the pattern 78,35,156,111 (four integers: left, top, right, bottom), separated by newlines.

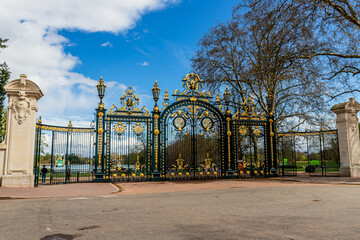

265,94,273,113
97,76,106,103
151,80,161,181
223,86,234,177
223,86,231,109
265,93,278,177
94,76,107,182
152,80,160,106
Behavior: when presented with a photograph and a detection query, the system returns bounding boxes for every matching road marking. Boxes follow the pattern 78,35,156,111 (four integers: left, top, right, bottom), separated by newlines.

67,197,90,200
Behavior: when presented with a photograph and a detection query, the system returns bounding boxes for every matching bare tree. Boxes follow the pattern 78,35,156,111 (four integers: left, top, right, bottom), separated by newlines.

311,0,360,99
192,0,360,130
191,1,334,130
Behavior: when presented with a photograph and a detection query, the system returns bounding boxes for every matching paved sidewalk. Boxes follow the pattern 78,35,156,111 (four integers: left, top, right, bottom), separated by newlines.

274,176,360,184
1,177,360,199
0,183,119,199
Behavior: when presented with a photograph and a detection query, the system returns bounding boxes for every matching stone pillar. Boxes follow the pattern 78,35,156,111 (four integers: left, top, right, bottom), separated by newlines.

331,98,360,177
0,74,43,187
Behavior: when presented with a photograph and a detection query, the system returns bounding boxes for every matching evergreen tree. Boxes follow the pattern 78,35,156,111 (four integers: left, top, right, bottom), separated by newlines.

0,38,10,141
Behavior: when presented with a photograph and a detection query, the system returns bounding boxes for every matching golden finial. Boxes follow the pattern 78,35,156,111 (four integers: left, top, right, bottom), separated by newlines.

164,89,169,100
100,76,102,80
216,92,220,102
38,116,42,124
68,120,73,127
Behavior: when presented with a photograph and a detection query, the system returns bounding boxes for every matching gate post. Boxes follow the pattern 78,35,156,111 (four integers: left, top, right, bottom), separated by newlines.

94,77,107,182
223,87,235,178
225,109,235,177
151,81,161,181
0,74,43,187
268,112,278,176
331,97,360,177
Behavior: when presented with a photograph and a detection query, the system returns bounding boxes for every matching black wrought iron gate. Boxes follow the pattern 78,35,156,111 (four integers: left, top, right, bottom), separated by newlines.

160,100,225,180
92,73,276,182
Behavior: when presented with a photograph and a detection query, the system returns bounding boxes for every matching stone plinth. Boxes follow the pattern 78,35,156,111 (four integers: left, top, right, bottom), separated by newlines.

0,74,43,187
331,98,360,177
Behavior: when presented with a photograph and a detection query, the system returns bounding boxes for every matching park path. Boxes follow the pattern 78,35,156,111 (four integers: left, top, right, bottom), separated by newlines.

1,177,360,199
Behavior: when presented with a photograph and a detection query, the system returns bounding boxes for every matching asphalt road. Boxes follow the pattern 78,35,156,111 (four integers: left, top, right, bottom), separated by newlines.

1,184,360,240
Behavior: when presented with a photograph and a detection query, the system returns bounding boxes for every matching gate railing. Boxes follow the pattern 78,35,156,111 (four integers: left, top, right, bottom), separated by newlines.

276,129,340,176
34,120,95,186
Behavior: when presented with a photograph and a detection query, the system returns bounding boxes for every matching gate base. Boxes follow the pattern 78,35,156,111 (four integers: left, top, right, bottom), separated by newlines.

1,175,34,187
150,171,162,181
94,173,107,182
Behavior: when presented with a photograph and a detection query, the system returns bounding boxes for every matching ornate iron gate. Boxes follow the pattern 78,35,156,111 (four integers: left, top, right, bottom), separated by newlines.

277,130,339,176
103,86,152,182
93,73,275,182
158,79,225,179
232,98,271,177
34,120,95,186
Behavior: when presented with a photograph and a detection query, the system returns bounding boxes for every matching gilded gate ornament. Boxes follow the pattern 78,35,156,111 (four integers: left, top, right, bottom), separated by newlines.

135,156,141,171
239,125,247,135
176,154,184,170
173,117,186,131
114,122,126,139
204,153,212,169
233,97,266,120
201,118,213,132
132,122,144,140
108,86,150,116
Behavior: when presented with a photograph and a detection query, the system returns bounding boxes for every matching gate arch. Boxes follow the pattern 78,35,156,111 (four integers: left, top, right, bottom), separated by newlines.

159,99,226,179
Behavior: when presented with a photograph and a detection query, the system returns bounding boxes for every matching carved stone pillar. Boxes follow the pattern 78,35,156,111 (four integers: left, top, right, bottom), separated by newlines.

0,74,43,187
331,98,360,177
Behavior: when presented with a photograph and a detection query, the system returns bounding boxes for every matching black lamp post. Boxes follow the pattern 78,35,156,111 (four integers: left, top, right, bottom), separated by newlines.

96,76,106,103
265,94,273,113
152,80,160,106
94,76,107,182
151,80,161,181
223,86,234,177
265,93,277,176
223,86,231,109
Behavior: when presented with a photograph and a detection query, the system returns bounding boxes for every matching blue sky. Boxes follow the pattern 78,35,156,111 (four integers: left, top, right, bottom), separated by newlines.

1,0,236,126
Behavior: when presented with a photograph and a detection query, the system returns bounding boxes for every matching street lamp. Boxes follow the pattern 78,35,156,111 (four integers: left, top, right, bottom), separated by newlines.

223,86,231,109
152,80,160,106
96,76,106,102
265,93,277,176
265,94,273,113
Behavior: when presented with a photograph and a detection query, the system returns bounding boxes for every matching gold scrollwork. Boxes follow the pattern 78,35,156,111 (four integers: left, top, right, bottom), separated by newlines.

114,122,126,139
176,154,184,170
239,125,247,136
204,153,212,169
174,117,185,131
135,156,140,171
132,122,144,140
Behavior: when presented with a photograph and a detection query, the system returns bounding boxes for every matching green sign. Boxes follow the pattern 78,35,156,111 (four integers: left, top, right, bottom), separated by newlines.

284,158,287,165
310,160,320,165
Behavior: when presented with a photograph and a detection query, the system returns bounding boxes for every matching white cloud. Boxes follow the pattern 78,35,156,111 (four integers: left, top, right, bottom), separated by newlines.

100,41,112,47
139,61,149,66
0,0,180,125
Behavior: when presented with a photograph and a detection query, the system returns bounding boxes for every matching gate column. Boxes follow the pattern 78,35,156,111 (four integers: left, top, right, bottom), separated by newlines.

151,80,162,181
94,77,107,182
0,74,43,187
331,97,360,177
223,87,235,178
